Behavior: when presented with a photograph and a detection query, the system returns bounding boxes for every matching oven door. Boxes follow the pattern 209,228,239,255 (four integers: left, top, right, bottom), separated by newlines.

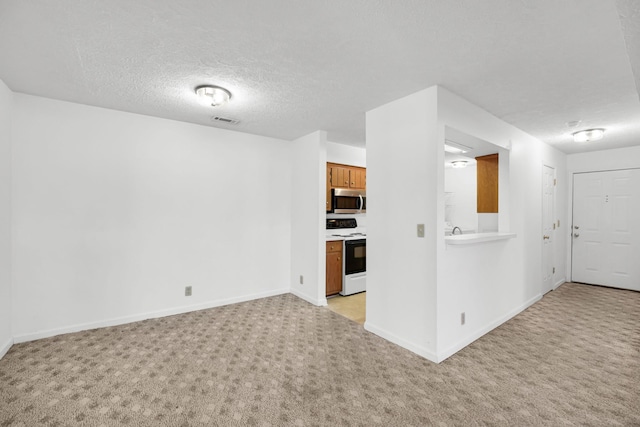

332,189,366,214
344,239,366,275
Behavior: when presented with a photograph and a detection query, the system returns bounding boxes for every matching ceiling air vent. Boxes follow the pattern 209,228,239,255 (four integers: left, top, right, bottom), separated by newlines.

211,116,240,125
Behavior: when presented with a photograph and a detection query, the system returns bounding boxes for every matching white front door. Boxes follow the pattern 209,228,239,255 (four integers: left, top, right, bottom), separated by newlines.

572,169,640,291
542,165,555,294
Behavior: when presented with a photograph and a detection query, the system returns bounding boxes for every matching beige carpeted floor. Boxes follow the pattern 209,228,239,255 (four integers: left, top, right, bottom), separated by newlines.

1,282,639,426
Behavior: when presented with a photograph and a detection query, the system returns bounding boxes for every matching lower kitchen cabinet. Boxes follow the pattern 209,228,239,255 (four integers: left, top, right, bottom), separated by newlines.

326,241,343,296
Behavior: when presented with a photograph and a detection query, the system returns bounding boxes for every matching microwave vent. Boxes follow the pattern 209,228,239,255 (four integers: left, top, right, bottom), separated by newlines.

210,116,240,125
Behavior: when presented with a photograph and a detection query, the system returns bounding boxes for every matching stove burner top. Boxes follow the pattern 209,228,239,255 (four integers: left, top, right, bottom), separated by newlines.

332,232,366,237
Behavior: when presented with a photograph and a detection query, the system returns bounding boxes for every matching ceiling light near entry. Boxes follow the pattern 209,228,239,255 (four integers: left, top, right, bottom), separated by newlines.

451,160,468,168
572,128,605,143
195,85,232,107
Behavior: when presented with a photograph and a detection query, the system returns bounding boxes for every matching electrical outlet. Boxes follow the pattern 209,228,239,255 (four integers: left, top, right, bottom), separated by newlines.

185,286,192,296
461,312,466,325
299,275,304,285
417,224,425,238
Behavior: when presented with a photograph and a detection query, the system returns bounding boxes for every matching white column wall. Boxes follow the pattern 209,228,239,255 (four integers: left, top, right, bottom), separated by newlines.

436,87,566,361
0,79,12,358
365,85,567,363
11,94,293,341
365,87,439,360
290,131,328,306
326,141,366,167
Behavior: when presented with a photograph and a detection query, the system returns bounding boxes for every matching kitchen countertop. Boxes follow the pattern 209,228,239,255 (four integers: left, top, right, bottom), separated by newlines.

326,227,367,241
445,232,516,245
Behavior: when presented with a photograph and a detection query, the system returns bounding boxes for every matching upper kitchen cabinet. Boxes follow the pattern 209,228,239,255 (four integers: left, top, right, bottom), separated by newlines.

349,167,366,189
326,163,333,212
476,153,499,213
329,164,350,188
326,163,367,212
328,163,366,189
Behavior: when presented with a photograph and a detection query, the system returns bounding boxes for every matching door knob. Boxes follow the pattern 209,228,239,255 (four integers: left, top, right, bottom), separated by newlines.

574,226,580,229
543,235,550,240
574,233,580,238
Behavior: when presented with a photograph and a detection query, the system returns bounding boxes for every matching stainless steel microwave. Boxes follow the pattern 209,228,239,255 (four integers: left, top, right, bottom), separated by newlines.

331,189,366,214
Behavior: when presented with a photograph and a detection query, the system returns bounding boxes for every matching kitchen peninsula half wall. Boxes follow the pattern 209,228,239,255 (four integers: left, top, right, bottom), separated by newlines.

366,85,565,363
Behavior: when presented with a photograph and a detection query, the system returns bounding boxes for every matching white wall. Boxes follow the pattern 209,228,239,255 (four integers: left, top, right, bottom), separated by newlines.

436,87,566,361
444,164,477,232
366,85,567,363
565,145,640,282
290,131,327,306
326,141,366,167
0,79,12,358
11,94,293,341
365,87,439,361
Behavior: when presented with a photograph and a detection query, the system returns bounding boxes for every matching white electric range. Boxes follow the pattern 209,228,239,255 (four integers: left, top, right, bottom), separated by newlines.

326,218,366,296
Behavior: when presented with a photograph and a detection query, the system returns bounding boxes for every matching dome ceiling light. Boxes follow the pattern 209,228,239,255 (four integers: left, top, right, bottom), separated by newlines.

195,85,232,107
451,160,468,168
572,128,605,143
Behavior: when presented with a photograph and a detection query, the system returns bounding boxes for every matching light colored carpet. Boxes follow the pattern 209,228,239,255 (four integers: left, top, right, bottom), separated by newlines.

1,282,639,426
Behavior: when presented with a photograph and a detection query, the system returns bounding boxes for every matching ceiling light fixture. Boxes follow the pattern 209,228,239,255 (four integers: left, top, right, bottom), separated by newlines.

195,85,232,107
444,140,472,154
572,128,605,143
451,160,468,168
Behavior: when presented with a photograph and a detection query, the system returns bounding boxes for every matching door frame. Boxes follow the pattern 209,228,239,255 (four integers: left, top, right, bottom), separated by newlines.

542,164,555,294
569,167,640,284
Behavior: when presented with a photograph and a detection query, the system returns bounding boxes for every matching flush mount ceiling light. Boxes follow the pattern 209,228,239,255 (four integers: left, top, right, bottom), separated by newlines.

444,140,473,154
572,128,605,143
451,160,468,168
195,85,232,107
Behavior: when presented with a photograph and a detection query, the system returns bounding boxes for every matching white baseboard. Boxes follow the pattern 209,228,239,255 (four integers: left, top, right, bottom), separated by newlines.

13,287,290,344
0,337,14,360
436,293,542,363
554,278,566,289
290,288,327,306
364,321,438,363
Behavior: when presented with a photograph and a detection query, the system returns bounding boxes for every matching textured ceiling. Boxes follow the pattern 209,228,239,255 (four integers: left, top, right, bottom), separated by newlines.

1,0,639,154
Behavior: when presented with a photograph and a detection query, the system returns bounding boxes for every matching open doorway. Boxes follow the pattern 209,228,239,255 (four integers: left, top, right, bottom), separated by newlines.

327,293,366,325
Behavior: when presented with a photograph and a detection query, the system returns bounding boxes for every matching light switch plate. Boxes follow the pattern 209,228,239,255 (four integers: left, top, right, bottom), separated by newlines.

417,224,425,238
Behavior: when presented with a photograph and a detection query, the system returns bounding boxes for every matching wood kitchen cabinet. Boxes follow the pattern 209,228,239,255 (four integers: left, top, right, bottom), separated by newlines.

329,165,351,188
326,163,333,212
326,163,367,211
349,167,366,189
476,153,499,213
326,241,343,296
